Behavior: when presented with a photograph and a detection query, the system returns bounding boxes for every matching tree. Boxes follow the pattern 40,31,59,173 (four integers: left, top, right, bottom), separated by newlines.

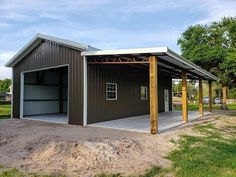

0,79,12,92
178,17,236,109
172,81,197,102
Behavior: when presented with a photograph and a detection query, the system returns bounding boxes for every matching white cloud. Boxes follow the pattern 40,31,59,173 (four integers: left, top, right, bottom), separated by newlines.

0,51,15,66
0,66,11,79
39,12,66,21
116,0,192,14
0,22,10,27
0,51,15,79
69,26,182,52
0,0,109,21
194,0,236,24
1,0,235,23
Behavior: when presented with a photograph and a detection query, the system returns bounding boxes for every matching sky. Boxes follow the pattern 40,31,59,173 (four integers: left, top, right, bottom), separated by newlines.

0,0,236,79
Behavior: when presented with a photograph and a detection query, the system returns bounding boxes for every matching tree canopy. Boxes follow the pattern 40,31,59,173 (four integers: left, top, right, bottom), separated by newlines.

0,79,12,92
178,17,236,88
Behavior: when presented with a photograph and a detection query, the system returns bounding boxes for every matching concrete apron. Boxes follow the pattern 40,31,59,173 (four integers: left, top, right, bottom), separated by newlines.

88,111,211,133
22,113,68,124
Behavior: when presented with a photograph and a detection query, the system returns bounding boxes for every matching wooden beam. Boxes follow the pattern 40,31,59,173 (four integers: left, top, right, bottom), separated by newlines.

182,70,188,122
208,80,213,112
199,77,203,116
149,56,158,134
87,61,150,64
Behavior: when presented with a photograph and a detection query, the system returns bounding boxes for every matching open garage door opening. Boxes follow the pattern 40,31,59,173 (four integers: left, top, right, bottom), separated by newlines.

21,66,68,124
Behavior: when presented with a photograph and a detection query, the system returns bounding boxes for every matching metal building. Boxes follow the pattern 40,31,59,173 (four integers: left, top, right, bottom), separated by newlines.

5,34,218,134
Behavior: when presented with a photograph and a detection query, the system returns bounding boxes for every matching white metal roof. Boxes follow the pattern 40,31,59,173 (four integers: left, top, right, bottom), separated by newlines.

81,47,218,81
5,33,98,67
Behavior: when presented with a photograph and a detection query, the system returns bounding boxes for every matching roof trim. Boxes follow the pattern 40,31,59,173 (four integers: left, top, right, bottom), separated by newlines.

81,47,218,81
166,48,218,81
81,47,168,56
5,33,98,67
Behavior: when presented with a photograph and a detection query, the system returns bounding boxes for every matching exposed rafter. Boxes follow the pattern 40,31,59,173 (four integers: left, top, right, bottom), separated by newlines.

87,55,205,80
87,55,149,64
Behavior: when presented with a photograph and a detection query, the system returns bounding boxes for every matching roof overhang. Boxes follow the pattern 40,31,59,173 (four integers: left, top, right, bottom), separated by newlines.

5,33,98,67
81,47,218,81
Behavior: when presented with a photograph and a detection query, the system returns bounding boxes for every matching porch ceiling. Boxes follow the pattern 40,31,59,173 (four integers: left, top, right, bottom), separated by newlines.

81,47,218,81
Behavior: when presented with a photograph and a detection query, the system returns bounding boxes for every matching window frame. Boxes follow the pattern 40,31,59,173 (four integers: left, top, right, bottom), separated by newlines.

106,82,117,100
141,86,148,100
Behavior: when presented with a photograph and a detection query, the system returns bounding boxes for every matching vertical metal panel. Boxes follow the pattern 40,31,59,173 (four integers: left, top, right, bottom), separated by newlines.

24,101,59,115
87,64,173,124
24,85,59,100
63,101,68,112
88,65,140,124
13,41,84,125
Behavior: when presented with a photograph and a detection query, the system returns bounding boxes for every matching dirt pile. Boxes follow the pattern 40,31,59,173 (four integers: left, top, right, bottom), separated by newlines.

23,136,143,176
0,120,172,176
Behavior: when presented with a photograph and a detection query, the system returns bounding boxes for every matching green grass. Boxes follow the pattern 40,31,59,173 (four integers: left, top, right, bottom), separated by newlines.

138,166,162,177
168,123,236,177
174,103,236,111
228,103,236,110
0,104,11,119
0,166,163,177
95,166,163,177
0,168,23,177
0,165,66,177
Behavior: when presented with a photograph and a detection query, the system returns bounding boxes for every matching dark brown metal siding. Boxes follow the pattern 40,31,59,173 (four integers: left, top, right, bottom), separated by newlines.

87,65,172,124
13,41,84,125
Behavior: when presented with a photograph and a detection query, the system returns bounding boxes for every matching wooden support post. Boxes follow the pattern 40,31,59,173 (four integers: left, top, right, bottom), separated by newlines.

221,86,228,110
182,70,188,122
149,56,158,134
208,80,213,112
199,77,204,115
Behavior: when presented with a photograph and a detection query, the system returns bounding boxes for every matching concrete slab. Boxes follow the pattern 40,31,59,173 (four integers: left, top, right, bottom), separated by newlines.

89,111,211,133
23,113,68,124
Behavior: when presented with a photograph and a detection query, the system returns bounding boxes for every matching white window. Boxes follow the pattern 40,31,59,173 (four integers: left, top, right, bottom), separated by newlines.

141,86,148,100
106,83,117,100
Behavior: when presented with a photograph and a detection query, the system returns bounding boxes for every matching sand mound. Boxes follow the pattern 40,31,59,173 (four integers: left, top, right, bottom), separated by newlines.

23,136,143,176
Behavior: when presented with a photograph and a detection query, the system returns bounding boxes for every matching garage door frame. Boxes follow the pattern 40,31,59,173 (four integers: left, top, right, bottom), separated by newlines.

20,64,69,124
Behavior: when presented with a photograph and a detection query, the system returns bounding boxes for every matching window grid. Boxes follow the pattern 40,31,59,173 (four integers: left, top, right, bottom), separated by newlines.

106,83,117,100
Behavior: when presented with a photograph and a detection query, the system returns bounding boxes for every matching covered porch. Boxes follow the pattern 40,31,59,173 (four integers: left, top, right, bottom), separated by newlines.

89,111,211,133
82,47,218,134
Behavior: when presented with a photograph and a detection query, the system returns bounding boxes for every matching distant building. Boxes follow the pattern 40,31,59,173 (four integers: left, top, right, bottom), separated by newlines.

8,84,12,95
0,92,11,101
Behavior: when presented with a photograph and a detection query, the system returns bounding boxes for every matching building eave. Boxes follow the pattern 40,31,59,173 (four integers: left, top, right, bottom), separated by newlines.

5,33,98,67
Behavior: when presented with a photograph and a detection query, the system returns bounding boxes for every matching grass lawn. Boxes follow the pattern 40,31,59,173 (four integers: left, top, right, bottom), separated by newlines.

0,165,163,177
0,165,66,177
174,103,236,111
0,104,11,119
168,122,236,177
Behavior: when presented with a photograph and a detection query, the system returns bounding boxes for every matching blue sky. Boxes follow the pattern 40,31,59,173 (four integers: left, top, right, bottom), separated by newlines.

1,0,236,79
